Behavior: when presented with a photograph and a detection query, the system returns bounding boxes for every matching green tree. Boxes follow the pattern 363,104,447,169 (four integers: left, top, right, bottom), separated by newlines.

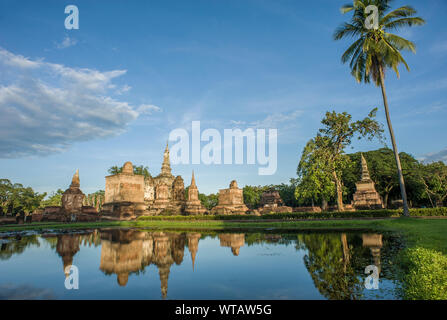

334,0,425,216
297,110,383,210
41,189,64,207
243,186,270,209
198,193,219,210
419,162,447,208
275,182,299,207
0,179,13,215
108,164,151,178
295,139,336,208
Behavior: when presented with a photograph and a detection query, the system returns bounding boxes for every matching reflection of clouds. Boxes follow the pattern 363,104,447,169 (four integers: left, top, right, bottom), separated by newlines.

0,284,54,300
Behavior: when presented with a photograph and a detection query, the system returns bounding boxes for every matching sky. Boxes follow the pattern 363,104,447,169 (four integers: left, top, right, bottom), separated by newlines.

0,0,446,195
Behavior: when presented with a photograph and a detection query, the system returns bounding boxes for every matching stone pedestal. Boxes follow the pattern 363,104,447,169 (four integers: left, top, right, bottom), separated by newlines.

211,180,248,215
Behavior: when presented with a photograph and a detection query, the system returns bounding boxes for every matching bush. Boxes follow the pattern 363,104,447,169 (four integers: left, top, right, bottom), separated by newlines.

135,207,447,221
409,207,447,217
399,247,447,300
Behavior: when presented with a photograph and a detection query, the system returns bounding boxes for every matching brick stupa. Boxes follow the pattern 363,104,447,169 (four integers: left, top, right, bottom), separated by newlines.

352,154,384,210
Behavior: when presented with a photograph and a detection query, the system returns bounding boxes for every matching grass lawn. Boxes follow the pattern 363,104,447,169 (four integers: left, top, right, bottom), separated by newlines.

1,217,447,253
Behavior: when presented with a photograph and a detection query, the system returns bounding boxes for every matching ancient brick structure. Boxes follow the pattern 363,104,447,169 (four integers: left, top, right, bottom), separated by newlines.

259,189,292,214
102,161,147,219
211,180,249,215
43,170,98,222
352,154,384,210
61,170,85,215
184,172,207,215
103,144,208,217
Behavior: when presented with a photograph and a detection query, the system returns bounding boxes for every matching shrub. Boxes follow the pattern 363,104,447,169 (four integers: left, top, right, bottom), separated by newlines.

399,247,447,300
409,207,447,217
135,207,447,221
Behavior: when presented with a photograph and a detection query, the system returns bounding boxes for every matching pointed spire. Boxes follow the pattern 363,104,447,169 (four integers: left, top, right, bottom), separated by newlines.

191,170,196,188
361,154,371,182
71,169,80,188
191,250,196,272
160,142,172,176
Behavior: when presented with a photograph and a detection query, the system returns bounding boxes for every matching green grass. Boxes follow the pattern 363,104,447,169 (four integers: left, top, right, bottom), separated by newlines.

2,217,447,253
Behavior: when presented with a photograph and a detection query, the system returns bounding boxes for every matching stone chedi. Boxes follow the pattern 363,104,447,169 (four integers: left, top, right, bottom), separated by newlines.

144,143,186,215
102,161,147,219
211,180,248,215
184,172,207,215
352,155,384,210
259,189,292,214
61,169,85,215
44,170,98,222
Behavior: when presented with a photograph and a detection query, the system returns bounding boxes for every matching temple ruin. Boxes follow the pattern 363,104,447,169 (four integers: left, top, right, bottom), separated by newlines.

258,189,292,214
211,180,249,215
102,144,208,218
352,154,384,210
43,170,98,222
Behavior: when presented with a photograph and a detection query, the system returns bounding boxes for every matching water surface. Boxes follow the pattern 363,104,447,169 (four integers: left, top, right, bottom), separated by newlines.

0,228,404,299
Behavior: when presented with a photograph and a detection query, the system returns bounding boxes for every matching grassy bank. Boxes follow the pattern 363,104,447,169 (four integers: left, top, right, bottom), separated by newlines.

1,217,447,253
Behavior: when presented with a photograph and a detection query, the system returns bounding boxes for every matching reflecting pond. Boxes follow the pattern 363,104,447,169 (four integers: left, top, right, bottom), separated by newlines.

0,229,405,299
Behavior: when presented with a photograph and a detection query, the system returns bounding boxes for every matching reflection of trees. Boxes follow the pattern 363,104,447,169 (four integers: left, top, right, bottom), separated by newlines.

298,233,363,300
0,235,40,260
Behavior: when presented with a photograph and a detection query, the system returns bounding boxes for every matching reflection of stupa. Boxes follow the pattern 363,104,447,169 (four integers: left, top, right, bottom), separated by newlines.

56,234,80,278
219,234,245,256
99,230,186,299
186,233,201,271
362,234,383,273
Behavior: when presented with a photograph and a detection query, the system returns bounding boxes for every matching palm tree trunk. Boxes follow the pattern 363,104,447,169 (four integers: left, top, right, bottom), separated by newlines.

378,68,410,217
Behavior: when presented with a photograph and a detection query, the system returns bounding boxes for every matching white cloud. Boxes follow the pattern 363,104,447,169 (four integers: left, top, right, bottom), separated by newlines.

249,110,303,129
0,47,146,158
56,36,78,49
420,148,447,164
137,104,162,114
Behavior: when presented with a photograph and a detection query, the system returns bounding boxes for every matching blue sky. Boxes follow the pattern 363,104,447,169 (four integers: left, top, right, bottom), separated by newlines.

0,0,446,195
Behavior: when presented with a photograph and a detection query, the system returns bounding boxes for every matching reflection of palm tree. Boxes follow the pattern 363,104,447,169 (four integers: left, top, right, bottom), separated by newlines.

299,234,363,300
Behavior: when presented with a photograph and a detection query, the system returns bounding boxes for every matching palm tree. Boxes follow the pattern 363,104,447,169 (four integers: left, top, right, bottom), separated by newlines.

334,0,425,216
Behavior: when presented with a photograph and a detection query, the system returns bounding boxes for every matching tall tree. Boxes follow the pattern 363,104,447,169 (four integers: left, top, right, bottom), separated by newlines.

334,0,425,216
296,139,336,209
298,110,383,211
